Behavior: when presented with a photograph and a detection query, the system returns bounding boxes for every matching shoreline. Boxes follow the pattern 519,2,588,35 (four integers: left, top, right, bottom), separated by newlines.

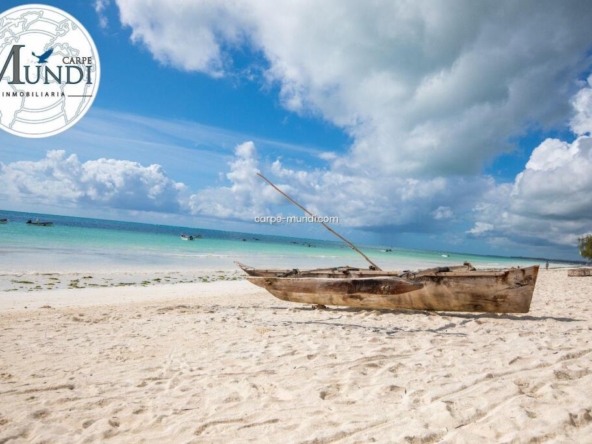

0,261,578,295
0,269,244,294
1,209,586,268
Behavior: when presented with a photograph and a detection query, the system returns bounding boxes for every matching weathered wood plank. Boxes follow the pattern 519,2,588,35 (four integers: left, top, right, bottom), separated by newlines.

245,265,539,313
235,261,476,278
568,268,592,277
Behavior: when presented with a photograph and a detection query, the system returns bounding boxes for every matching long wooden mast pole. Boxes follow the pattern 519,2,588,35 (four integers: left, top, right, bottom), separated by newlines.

257,173,382,270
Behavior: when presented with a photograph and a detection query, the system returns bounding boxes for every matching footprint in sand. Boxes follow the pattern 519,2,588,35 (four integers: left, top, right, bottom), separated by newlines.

319,384,342,400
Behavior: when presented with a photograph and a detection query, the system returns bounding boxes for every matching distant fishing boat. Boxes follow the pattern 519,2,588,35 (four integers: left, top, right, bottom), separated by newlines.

26,219,53,226
0,218,8,224
181,234,202,241
442,254,449,258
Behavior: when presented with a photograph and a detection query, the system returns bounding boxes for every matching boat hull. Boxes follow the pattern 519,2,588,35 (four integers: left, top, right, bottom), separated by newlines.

245,265,539,313
568,268,592,277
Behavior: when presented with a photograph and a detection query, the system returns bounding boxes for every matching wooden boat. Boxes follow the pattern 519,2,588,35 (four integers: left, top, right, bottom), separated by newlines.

0,218,7,224
26,219,53,226
243,174,539,314
568,268,592,277
237,261,539,313
181,234,202,241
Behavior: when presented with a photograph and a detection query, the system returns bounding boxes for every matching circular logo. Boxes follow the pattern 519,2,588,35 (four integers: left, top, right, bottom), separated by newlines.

0,4,100,138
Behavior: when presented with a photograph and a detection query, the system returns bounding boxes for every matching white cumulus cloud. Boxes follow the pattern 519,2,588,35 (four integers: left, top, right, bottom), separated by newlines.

0,150,186,213
114,0,592,176
188,141,284,220
189,141,492,234
470,79,592,248
570,75,592,136
432,206,453,220
94,0,111,29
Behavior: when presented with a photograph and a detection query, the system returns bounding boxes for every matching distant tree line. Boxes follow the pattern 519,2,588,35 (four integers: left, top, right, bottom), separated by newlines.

578,235,592,261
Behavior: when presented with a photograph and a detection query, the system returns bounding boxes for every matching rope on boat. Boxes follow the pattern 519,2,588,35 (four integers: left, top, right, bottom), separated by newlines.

256,173,383,271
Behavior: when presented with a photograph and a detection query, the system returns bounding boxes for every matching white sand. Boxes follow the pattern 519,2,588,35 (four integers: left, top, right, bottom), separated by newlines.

1,269,591,443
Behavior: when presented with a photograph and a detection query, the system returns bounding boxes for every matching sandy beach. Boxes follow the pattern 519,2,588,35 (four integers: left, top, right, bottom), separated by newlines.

1,268,591,443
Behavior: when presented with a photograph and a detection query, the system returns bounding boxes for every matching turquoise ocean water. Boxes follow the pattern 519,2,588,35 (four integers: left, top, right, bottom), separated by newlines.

0,209,554,274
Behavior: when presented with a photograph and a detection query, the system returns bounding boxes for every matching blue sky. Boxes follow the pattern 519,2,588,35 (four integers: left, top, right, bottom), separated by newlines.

1,0,592,261
0,0,348,179
0,0,349,155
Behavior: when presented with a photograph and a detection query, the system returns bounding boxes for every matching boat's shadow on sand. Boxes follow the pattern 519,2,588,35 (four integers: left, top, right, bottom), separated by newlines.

269,305,582,324
267,306,582,337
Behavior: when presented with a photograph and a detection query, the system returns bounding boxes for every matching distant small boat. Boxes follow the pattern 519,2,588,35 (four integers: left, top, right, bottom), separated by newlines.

568,268,592,277
442,254,449,258
0,218,7,224
181,234,194,241
26,219,53,226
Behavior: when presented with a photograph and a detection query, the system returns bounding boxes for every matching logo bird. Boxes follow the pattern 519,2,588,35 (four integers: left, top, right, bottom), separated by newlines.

32,47,53,63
